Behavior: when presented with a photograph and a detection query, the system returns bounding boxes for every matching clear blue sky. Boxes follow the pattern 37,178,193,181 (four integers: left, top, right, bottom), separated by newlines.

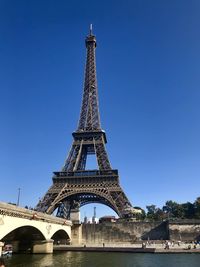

0,0,200,220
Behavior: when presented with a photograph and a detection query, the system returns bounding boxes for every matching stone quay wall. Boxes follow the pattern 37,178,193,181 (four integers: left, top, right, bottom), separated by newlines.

168,220,200,241
82,221,168,245
81,220,200,245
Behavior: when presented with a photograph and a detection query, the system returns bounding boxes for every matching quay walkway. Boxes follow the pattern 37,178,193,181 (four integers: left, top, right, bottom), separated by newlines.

54,242,200,254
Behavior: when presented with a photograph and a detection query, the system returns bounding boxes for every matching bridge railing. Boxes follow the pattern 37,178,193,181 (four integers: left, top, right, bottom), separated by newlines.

0,202,72,226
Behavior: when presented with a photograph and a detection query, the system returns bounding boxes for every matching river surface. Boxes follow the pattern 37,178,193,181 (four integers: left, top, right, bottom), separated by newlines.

3,252,200,267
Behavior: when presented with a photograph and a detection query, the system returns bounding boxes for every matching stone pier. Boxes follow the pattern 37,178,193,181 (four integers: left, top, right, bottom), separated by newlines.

0,242,4,256
32,239,54,254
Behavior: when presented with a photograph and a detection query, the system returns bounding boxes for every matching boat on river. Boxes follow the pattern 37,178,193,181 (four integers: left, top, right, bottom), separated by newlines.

2,244,13,256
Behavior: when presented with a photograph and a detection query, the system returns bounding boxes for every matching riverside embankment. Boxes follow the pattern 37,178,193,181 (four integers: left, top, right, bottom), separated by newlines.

80,220,200,245
54,242,200,254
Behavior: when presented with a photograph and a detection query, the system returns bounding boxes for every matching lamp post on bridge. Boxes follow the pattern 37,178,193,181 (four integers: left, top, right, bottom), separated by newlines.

17,188,21,206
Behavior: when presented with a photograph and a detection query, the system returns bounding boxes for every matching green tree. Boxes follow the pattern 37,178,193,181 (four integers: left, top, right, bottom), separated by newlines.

182,202,195,219
146,204,157,220
134,207,146,220
194,197,200,219
154,208,165,221
146,197,200,221
163,200,184,219
146,205,164,221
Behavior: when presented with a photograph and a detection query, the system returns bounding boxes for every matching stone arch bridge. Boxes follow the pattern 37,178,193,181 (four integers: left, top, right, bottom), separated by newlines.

0,202,72,254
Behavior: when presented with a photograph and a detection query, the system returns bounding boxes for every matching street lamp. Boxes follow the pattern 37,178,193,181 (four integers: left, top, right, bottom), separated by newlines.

17,188,21,206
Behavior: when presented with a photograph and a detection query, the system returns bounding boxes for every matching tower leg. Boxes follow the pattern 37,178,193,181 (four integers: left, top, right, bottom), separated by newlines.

70,208,80,223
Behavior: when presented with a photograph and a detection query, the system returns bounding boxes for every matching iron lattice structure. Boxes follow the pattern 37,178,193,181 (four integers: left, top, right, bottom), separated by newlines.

36,27,133,219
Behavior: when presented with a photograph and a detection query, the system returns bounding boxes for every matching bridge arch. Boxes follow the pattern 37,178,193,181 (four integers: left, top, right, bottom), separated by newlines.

2,225,45,241
51,229,71,244
2,225,45,253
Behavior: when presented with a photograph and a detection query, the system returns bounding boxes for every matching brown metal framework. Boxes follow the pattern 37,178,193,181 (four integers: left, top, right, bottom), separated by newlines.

35,27,133,219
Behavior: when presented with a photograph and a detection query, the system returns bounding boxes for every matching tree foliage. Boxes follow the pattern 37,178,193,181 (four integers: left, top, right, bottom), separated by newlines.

144,197,200,221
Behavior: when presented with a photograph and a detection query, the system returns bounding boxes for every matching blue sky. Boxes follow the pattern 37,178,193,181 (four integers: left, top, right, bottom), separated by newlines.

0,0,200,220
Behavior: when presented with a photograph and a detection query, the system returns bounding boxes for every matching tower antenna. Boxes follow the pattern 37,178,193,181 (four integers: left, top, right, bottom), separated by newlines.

90,24,93,35
92,206,96,223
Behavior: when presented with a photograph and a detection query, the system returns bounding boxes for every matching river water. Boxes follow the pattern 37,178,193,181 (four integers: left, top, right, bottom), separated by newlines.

3,252,200,267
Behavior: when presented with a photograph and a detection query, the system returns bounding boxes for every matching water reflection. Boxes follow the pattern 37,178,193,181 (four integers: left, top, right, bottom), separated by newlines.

49,252,85,267
4,252,200,267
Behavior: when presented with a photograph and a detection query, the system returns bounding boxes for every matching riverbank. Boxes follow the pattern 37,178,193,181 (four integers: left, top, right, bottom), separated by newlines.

54,244,200,254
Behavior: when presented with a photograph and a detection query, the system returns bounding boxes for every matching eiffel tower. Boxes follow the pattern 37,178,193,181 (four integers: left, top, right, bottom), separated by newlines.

36,26,134,220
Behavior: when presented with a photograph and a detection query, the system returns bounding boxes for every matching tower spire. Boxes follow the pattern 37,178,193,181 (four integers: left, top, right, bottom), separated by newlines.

90,24,93,35
78,25,99,131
